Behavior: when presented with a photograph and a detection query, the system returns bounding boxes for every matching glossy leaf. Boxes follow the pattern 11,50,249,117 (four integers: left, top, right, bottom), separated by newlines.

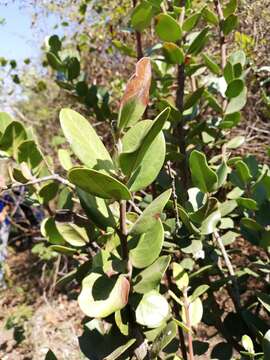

68,167,131,200
60,108,114,172
225,86,247,114
17,140,43,171
227,135,245,149
130,189,171,234
131,1,153,31
155,14,182,42
225,79,244,98
189,150,218,193
133,255,171,294
129,219,164,269
263,330,270,359
183,12,201,32
46,52,63,71
184,87,204,110
200,210,221,235
58,149,73,170
104,339,136,360
77,188,116,230
78,273,130,318
118,57,151,130
223,0,237,18
136,290,170,328
150,321,177,357
202,54,221,75
0,121,27,158
173,263,189,291
221,14,238,35
163,42,184,64
41,217,65,245
0,112,13,134
38,182,59,204
182,297,203,327
202,7,219,25
56,222,89,247
187,27,209,55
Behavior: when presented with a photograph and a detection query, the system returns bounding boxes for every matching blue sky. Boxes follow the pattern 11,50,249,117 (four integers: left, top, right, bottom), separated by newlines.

0,2,60,61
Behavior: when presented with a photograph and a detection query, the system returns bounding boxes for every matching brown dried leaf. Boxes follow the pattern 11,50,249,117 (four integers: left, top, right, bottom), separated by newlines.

122,57,151,106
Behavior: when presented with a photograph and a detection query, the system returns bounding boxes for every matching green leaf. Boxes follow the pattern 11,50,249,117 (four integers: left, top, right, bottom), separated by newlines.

217,161,229,187
129,219,164,269
189,150,218,193
221,14,238,35
181,297,203,327
49,245,77,255
237,197,258,210
150,321,177,357
187,27,209,55
38,182,59,204
183,12,201,32
133,255,171,294
45,349,58,360
163,42,184,64
184,87,204,110
69,167,131,200
224,61,234,83
46,52,64,71
263,330,270,359
17,140,43,171
225,86,247,114
258,293,270,313
56,222,89,247
190,284,209,303
0,112,13,134
48,34,61,53
77,188,116,230
241,335,254,354
227,135,245,149
67,57,80,80
173,263,189,291
155,14,182,42
220,112,241,129
223,0,237,18
104,339,136,360
131,1,153,31
225,79,244,98
115,310,129,336
233,160,252,187
0,121,27,158
200,210,221,235
120,108,169,191
118,57,151,130
221,230,239,245
202,7,219,25
202,54,221,75
136,290,170,328
78,273,130,318
41,217,65,245
60,108,114,172
58,149,73,170
229,50,246,67
130,189,171,234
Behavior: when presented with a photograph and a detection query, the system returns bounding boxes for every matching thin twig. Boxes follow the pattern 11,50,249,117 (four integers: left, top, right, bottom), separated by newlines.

214,0,227,110
183,288,195,360
167,161,181,232
214,230,241,311
132,0,144,60
166,270,188,360
2,174,75,191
